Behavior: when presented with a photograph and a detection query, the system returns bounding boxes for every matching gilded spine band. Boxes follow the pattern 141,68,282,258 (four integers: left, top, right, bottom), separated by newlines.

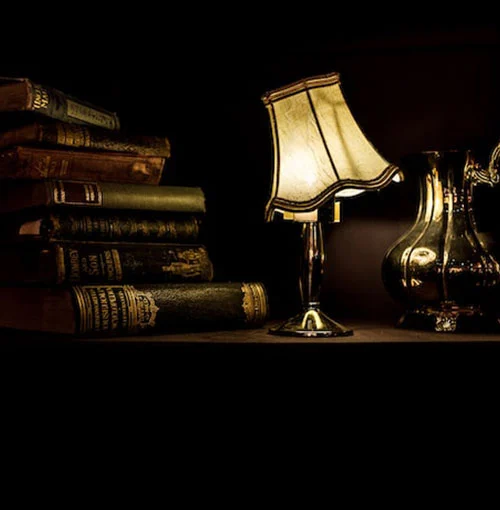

241,282,268,324
70,282,269,336
52,242,212,284
50,181,103,206
47,213,200,243
73,285,159,335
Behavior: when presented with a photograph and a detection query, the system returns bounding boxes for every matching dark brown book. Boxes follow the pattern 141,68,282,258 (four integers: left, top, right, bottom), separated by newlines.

0,146,165,184
0,240,214,285
0,282,269,336
0,121,171,157
0,209,202,243
0,180,206,214
0,77,120,130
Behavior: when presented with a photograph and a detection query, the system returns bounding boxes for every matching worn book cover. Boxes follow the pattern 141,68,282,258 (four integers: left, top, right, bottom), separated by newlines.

0,209,202,243
0,121,171,157
0,282,269,336
0,77,120,130
0,180,206,214
0,240,214,285
0,146,165,184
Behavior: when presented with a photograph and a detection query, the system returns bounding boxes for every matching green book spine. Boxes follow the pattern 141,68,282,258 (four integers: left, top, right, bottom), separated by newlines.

71,282,269,336
3,210,201,243
0,241,214,285
0,180,206,214
0,77,120,130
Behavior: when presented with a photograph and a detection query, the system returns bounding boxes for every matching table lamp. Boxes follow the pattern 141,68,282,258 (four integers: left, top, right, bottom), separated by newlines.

262,72,401,337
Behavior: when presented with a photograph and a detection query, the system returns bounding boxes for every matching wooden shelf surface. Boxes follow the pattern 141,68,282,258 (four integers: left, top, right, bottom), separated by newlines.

3,319,500,345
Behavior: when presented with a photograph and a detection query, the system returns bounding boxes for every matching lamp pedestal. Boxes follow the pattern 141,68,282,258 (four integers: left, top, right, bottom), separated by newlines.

269,221,353,337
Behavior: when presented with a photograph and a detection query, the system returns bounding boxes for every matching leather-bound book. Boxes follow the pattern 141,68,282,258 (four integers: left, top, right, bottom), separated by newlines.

0,209,202,244
0,77,120,130
0,240,214,285
0,282,269,336
0,121,171,157
0,146,165,184
0,180,206,214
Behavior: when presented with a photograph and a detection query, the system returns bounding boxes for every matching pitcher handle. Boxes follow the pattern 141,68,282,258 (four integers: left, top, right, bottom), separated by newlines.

487,140,500,184
466,144,500,186
465,150,497,185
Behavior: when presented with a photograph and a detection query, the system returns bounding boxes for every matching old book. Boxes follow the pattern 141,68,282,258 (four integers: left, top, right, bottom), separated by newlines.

0,121,171,157
0,180,206,214
0,146,165,184
0,282,268,336
0,77,120,130
0,240,214,285
0,209,202,243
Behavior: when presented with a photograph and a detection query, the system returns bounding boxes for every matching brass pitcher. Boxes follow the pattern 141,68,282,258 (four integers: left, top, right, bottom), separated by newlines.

382,146,500,332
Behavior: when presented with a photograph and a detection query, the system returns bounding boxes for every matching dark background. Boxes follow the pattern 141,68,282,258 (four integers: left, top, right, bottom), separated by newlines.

2,18,500,328
2,17,500,426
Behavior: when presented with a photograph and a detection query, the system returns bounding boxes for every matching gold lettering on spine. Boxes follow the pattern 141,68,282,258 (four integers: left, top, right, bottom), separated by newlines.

117,289,129,329
111,250,122,281
66,99,117,130
55,245,66,284
108,291,119,330
99,289,109,330
68,248,81,281
90,288,101,331
71,285,159,335
32,85,50,110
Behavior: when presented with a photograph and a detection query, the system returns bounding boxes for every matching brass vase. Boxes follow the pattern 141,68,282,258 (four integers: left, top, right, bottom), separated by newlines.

382,148,500,332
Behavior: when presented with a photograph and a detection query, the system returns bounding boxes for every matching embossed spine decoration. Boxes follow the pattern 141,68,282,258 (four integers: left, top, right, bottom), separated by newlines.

73,285,160,335
241,282,268,324
0,122,171,156
0,181,206,215
0,146,165,185
382,149,500,332
29,82,120,130
39,212,200,243
0,242,214,285
71,282,269,336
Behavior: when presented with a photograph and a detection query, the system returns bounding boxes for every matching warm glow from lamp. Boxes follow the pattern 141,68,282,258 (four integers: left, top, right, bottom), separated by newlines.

262,72,401,337
263,72,399,221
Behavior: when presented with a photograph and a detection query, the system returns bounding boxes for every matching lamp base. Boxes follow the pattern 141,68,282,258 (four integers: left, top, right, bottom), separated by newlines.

269,307,353,338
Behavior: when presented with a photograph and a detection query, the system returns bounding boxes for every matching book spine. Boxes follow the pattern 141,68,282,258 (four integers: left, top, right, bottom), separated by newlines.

53,243,214,285
44,212,201,243
27,82,120,130
50,124,171,157
0,123,171,157
71,282,269,336
45,181,206,212
0,147,164,185
0,181,206,214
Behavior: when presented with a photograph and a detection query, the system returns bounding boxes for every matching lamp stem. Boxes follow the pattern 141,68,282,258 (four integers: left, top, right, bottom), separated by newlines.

268,216,353,337
300,221,324,309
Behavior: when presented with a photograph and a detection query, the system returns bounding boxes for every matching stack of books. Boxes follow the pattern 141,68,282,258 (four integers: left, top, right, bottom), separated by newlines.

0,77,268,338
